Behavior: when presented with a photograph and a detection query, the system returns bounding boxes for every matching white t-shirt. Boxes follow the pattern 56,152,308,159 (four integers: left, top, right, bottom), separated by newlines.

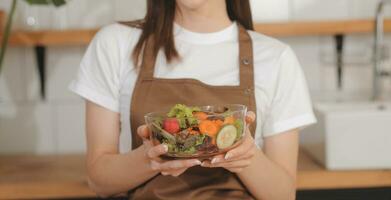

69,22,316,152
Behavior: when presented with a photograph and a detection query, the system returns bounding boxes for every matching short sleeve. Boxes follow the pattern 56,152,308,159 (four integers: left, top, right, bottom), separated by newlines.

262,47,317,137
69,24,123,112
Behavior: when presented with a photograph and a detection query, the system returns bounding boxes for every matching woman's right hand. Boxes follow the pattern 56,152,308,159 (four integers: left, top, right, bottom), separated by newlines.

137,125,201,177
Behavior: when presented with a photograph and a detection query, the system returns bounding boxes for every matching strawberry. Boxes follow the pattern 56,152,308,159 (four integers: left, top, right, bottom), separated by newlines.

163,118,180,134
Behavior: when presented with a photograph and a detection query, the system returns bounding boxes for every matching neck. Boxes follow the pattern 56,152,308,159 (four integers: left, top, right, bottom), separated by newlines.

175,1,232,33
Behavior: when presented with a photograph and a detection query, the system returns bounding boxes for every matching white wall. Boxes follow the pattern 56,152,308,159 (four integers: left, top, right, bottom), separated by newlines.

0,0,390,154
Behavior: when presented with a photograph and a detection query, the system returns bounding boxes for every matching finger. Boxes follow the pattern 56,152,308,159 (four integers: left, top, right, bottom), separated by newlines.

245,111,256,124
158,159,201,171
210,149,255,164
224,134,255,160
161,168,187,177
142,139,154,149
171,169,187,177
201,160,247,173
210,154,225,164
150,160,161,171
147,144,168,159
161,171,170,176
201,160,212,167
201,159,251,169
210,160,251,168
137,125,150,141
227,167,245,173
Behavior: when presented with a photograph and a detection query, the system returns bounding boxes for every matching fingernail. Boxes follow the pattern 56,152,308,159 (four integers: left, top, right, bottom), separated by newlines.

211,158,218,164
194,160,202,165
201,162,206,167
225,153,232,160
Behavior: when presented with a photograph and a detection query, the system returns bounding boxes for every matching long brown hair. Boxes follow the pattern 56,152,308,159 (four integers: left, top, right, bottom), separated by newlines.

132,0,253,66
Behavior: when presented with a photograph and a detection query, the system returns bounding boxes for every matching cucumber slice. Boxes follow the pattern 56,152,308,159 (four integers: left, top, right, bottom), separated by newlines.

216,125,238,149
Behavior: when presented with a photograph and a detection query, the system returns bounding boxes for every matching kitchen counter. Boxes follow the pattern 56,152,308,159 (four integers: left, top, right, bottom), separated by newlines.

0,155,93,199
297,150,391,190
1,150,391,199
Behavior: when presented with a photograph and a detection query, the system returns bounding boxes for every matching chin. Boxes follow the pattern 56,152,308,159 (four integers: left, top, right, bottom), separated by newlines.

176,0,210,10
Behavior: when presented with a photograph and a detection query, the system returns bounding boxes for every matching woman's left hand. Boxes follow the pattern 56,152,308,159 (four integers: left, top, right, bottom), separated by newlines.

201,111,257,173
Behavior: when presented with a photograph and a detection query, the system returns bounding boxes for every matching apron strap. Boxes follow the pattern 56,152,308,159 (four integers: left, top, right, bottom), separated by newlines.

139,23,255,89
238,24,255,89
139,36,157,80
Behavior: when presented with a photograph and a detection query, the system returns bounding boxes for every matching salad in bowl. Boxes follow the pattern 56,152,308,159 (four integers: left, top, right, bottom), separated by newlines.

145,104,247,159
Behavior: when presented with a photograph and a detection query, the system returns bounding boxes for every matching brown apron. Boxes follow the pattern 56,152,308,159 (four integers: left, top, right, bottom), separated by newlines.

124,21,257,200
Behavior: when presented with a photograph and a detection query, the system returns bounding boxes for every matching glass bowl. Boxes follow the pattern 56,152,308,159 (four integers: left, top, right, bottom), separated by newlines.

144,104,247,159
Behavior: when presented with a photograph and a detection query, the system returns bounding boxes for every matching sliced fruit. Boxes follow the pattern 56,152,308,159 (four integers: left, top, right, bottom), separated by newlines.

216,125,238,149
163,118,180,134
199,120,219,137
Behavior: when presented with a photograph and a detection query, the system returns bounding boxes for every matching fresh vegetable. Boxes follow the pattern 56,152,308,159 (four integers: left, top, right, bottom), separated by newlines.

194,134,206,146
163,118,180,134
150,104,245,156
216,125,238,149
233,119,244,140
187,127,200,135
194,111,208,120
162,133,206,155
182,146,196,154
163,140,177,152
152,122,176,143
199,120,219,136
213,119,224,127
223,116,235,125
167,104,200,128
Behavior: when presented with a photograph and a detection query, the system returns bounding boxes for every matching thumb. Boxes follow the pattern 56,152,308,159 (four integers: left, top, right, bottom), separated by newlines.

137,125,150,141
245,111,256,124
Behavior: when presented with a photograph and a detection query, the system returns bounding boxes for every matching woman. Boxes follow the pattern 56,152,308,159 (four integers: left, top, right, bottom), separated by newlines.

69,0,316,199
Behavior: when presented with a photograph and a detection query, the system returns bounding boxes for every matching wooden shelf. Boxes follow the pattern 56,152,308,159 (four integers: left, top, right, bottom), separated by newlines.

0,19,390,47
1,150,391,199
255,19,391,37
7,29,98,47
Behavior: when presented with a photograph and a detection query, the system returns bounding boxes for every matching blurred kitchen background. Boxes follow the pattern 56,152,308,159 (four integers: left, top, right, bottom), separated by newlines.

1,0,390,155
0,0,391,199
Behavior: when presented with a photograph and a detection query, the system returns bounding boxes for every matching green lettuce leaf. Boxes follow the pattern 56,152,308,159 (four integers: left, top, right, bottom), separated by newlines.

234,119,244,140
167,104,200,128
